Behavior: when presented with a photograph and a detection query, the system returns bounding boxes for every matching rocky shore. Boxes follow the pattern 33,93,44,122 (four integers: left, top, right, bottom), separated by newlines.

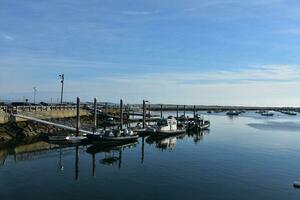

0,116,96,143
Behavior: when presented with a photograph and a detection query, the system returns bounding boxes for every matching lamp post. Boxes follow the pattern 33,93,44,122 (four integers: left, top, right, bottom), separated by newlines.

33,87,37,104
142,100,149,129
59,74,64,105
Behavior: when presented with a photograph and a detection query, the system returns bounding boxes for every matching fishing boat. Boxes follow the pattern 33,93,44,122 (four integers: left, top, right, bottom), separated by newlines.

147,116,186,136
186,115,210,131
87,128,138,143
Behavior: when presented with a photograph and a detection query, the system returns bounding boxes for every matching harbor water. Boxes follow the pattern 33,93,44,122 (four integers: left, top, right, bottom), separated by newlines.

0,112,300,199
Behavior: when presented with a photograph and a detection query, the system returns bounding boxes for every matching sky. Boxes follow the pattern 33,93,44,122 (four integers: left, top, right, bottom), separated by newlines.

1,0,300,106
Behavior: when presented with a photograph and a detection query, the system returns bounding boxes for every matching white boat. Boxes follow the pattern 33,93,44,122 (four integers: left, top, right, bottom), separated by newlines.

261,111,274,116
150,116,186,136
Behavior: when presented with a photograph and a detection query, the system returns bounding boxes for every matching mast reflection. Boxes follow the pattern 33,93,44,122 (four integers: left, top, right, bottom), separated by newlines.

87,141,137,171
186,130,210,144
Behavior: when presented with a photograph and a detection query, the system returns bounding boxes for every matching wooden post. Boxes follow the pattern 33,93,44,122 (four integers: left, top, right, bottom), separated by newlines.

148,103,151,119
160,104,163,119
184,105,186,118
176,105,179,119
120,99,123,130
76,97,80,136
194,105,196,118
93,98,97,133
142,100,146,129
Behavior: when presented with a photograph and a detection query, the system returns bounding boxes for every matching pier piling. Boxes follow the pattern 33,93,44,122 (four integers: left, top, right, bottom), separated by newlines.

120,99,123,130
142,100,146,129
76,97,80,136
93,98,97,133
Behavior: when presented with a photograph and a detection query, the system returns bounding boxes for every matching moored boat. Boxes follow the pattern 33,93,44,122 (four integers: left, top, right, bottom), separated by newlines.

226,110,239,116
186,115,210,131
48,135,67,142
261,111,274,116
87,128,138,144
149,116,186,136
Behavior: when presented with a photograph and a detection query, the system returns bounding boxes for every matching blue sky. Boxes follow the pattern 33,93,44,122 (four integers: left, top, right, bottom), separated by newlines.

1,0,300,106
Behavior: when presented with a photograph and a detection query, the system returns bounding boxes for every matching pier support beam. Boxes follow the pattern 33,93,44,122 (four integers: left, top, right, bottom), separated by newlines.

160,104,163,119
176,105,179,119
120,99,123,130
184,105,186,118
142,100,146,129
93,98,97,133
76,97,80,136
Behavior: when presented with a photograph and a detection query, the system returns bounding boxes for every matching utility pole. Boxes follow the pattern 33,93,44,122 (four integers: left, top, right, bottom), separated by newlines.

59,74,64,105
33,87,37,104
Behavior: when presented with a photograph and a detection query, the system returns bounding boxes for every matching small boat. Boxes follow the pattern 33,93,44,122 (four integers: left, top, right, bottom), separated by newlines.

186,115,210,131
149,116,186,136
48,135,67,141
66,135,86,143
226,110,239,116
261,111,274,116
282,111,297,116
87,128,138,143
293,182,300,188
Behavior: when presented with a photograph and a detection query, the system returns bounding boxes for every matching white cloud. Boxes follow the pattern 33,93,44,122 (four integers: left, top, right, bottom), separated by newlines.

121,10,158,16
1,33,14,41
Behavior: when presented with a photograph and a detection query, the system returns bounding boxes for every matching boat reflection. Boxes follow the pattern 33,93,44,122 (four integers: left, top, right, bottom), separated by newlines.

86,141,137,174
146,133,186,151
186,130,210,144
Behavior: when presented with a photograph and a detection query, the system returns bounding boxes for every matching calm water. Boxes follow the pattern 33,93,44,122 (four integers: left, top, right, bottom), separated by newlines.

1,112,300,200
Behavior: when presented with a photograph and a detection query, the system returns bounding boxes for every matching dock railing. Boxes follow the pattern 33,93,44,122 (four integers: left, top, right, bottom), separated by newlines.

14,105,78,113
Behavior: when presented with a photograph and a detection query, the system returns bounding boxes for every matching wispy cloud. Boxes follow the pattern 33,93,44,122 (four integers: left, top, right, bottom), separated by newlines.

121,10,158,16
1,33,14,41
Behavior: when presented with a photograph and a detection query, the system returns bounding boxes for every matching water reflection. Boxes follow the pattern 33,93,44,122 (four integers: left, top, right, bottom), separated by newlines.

186,130,210,144
87,142,137,171
146,134,186,151
0,131,210,181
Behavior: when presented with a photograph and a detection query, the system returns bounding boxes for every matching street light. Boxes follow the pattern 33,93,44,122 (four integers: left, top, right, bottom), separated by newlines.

33,87,37,104
142,100,150,128
59,74,64,105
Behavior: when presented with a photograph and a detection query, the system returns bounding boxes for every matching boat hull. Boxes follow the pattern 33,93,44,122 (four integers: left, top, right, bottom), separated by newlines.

87,134,138,144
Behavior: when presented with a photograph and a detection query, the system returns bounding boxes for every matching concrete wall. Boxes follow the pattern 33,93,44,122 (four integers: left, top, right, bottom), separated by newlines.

0,109,89,124
0,112,9,124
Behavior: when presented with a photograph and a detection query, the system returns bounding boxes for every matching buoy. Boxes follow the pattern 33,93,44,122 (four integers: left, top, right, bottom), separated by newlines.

293,182,300,188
